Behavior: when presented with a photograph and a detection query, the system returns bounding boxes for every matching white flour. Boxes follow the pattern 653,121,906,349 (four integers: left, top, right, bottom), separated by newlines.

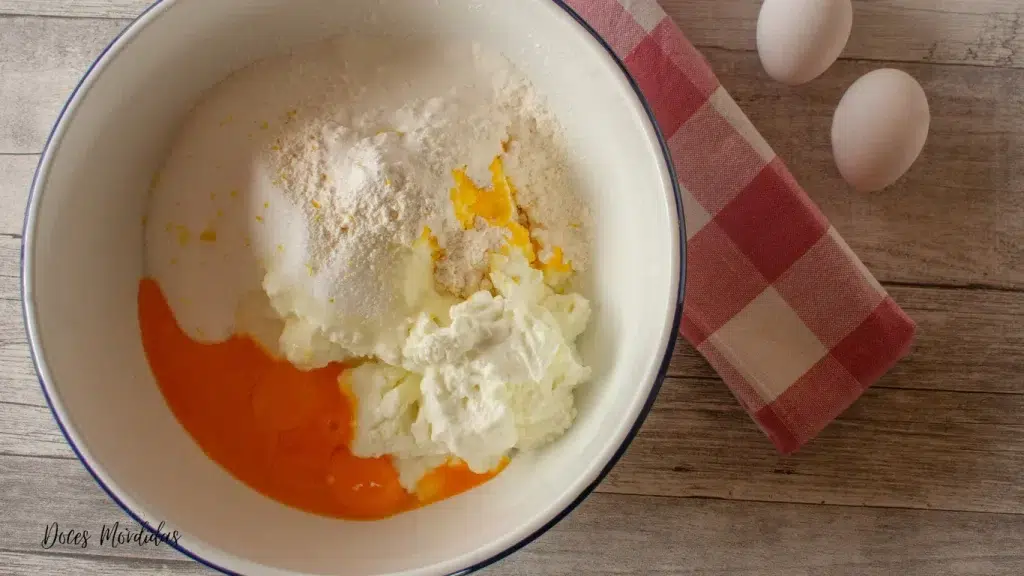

265,45,591,306
266,93,513,315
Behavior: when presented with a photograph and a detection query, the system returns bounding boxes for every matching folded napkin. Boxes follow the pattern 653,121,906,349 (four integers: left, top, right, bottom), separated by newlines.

565,0,916,454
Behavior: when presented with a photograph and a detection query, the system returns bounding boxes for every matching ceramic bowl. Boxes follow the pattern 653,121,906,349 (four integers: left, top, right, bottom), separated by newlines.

22,1,684,574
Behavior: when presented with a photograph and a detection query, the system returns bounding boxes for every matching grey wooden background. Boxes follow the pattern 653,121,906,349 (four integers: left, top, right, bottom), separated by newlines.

1,1,1022,574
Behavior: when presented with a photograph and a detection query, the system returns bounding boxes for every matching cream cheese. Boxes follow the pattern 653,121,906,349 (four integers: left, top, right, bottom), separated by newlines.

346,251,591,491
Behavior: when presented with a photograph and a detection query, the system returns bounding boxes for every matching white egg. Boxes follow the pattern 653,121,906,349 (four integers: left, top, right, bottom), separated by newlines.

757,0,853,85
831,69,930,192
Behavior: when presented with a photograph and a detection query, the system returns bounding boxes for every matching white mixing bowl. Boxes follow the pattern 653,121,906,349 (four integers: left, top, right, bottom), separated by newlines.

22,0,684,574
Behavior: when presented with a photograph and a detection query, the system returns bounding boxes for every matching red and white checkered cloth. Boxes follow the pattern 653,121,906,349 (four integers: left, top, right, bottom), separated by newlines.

566,0,917,454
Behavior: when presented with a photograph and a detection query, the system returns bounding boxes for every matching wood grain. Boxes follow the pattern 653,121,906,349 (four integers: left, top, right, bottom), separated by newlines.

0,401,74,458
0,553,208,576
1,0,1022,69
661,0,1024,69
0,0,148,18
1,454,189,563
0,15,128,153
0,236,41,408
0,234,18,296
0,154,34,236
602,378,1024,514
669,284,1024,395
3,454,1023,576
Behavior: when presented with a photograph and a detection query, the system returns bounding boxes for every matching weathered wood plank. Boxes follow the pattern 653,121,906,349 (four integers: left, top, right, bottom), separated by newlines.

0,355,44,407
0,553,208,576
3,453,1024,575
0,336,41,408
0,236,41,408
0,0,148,18
0,454,188,563
492,497,1024,575
669,284,1024,395
0,15,129,153
662,0,1024,69
599,376,1024,514
0,401,74,458
881,286,1024,395
0,0,1022,69
0,234,19,297
0,154,34,236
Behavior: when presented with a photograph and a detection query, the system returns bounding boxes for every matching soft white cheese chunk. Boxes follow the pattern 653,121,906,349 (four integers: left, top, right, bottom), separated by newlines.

346,250,591,491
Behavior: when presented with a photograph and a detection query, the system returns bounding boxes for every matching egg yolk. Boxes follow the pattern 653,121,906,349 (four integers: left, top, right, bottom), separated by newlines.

450,156,537,263
450,155,578,278
138,278,501,520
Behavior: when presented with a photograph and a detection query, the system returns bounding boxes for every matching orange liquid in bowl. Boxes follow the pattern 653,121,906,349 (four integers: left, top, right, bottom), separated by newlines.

138,278,502,520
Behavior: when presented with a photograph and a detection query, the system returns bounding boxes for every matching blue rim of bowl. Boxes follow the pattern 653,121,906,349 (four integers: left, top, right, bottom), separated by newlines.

20,1,687,574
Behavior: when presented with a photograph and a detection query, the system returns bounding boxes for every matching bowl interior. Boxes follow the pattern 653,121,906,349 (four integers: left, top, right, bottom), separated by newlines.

24,1,681,574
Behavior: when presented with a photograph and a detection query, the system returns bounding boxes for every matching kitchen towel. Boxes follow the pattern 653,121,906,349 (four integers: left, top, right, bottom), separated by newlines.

565,0,917,454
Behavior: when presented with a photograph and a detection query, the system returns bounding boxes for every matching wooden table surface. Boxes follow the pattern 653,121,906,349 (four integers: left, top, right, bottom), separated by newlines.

1,1,1022,574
